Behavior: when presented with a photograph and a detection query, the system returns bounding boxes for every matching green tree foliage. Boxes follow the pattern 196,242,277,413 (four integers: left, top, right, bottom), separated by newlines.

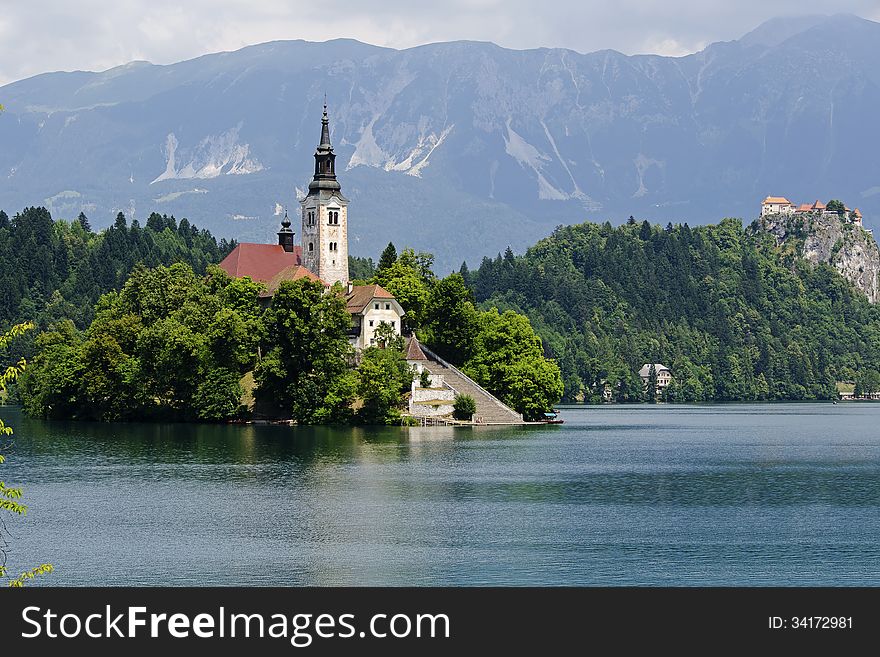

256,279,355,424
1,322,54,586
645,364,658,402
355,344,412,424
76,212,92,232
419,368,432,389
377,242,398,273
348,255,376,282
468,218,880,402
826,199,846,216
463,309,564,420
453,393,476,420
373,320,404,351
373,248,434,330
421,274,481,364
20,264,262,421
0,207,235,334
854,370,880,398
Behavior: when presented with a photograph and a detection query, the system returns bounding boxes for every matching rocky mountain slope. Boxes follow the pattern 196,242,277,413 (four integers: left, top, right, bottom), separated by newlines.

756,212,880,302
1,14,878,271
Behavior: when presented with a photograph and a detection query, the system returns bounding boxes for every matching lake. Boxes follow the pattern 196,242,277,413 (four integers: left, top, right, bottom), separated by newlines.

1,403,879,586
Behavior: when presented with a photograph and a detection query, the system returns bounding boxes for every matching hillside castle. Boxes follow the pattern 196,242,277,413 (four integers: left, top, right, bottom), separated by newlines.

761,196,864,228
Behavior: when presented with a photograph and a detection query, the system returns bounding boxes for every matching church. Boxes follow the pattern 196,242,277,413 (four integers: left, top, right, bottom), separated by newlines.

218,105,404,348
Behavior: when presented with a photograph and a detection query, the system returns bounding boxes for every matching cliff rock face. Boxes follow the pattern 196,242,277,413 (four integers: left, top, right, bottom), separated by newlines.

758,213,880,303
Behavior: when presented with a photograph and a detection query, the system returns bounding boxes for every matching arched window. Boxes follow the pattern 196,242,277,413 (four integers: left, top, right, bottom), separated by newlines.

308,242,314,252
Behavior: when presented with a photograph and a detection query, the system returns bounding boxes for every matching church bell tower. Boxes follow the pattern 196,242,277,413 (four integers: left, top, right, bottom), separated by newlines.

300,103,349,285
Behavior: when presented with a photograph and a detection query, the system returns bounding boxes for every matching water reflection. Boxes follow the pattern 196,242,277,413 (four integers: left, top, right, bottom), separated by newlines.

2,404,880,586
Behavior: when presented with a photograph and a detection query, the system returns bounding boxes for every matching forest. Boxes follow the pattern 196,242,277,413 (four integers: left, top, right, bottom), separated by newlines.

17,253,561,423
7,210,561,423
464,218,880,402
8,205,880,415
0,206,235,330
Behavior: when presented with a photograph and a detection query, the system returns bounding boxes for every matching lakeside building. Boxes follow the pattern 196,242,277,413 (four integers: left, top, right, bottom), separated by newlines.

639,363,672,391
219,106,405,349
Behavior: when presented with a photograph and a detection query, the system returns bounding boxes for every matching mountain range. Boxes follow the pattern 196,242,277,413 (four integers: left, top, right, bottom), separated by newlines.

1,13,878,271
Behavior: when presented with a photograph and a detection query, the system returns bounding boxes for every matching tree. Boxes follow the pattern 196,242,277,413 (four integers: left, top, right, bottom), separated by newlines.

453,393,476,421
420,368,432,389
826,199,846,216
377,242,398,273
645,364,658,402
256,279,354,424
348,255,375,281
855,370,880,398
1,322,54,586
20,263,264,422
192,369,244,421
421,273,480,363
464,309,563,420
373,250,432,330
373,320,403,351
356,345,412,424
77,212,92,232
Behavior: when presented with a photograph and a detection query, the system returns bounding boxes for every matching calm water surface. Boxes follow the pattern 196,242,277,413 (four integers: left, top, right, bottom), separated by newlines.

1,403,879,586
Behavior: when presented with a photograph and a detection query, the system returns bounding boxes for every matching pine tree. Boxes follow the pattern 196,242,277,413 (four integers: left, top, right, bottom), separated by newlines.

646,364,658,402
76,212,91,232
0,210,10,229
377,242,397,272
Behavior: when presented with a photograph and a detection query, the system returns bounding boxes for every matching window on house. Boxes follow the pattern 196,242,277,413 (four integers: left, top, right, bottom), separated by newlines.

369,320,374,327
385,303,390,310
374,303,379,310
308,242,314,252
391,321,395,329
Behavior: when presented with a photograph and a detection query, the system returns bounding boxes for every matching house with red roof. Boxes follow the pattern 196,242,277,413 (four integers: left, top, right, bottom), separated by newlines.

217,108,405,349
760,196,795,215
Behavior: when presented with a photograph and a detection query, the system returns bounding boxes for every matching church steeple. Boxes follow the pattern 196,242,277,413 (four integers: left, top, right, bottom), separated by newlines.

301,103,349,286
319,101,332,148
309,102,340,194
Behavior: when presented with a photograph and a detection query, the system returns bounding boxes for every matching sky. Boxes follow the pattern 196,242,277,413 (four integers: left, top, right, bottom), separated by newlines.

1,0,879,86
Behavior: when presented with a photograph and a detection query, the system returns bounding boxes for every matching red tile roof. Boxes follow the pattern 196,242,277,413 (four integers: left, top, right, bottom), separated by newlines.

218,243,303,283
345,284,395,313
405,336,428,361
811,200,826,210
762,196,793,205
260,265,326,297
795,203,813,212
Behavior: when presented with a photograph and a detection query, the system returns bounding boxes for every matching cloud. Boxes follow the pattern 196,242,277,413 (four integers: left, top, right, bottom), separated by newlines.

0,0,876,86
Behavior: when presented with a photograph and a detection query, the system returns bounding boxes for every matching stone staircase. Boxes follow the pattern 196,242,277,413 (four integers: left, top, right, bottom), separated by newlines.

420,346,523,424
